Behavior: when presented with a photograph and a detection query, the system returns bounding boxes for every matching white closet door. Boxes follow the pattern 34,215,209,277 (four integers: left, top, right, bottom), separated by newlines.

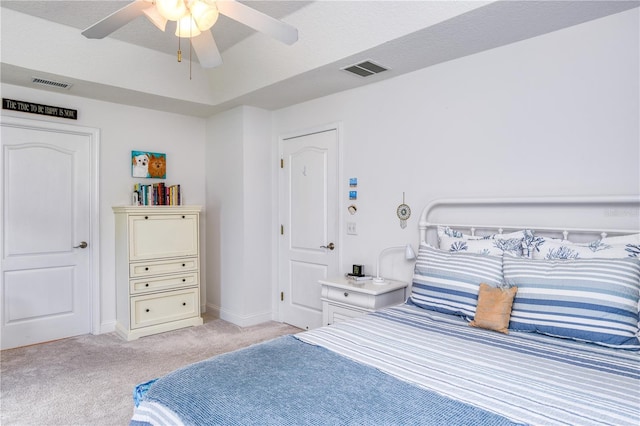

279,128,339,330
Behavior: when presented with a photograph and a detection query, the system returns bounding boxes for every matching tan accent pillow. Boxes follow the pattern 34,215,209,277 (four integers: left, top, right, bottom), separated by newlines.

469,283,517,334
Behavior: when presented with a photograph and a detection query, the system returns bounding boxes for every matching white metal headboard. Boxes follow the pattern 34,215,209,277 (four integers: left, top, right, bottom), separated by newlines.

419,195,640,245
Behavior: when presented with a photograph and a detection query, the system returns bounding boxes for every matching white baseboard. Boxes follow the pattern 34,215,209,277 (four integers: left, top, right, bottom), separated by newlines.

207,303,273,327
206,303,220,318
98,320,117,335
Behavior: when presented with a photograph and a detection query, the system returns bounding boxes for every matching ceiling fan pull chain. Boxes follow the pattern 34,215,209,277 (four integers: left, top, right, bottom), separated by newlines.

177,18,182,63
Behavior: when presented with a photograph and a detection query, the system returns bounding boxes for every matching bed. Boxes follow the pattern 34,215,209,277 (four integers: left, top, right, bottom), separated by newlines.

131,196,640,426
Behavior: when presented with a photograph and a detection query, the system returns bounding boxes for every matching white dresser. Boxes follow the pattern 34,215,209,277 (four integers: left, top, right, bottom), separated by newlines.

320,277,408,325
113,206,203,340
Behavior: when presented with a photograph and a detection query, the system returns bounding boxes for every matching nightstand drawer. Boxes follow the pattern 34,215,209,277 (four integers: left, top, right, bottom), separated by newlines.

325,287,377,310
130,257,198,278
131,288,199,329
130,272,198,295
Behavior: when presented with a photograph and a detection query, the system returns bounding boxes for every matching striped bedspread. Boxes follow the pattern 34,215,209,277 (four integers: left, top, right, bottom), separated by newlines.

298,303,640,425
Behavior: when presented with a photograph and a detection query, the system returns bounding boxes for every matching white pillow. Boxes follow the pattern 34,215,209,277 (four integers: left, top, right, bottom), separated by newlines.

531,234,640,259
437,226,528,256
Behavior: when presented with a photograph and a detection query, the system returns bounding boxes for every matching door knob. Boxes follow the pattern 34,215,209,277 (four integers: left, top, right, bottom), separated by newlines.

320,242,335,250
74,241,88,249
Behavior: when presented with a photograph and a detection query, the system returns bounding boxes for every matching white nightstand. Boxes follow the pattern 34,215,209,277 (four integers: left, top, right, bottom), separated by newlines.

320,277,408,326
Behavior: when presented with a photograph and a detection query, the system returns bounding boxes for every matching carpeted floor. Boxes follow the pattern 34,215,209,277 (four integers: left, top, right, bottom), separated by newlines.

0,314,300,425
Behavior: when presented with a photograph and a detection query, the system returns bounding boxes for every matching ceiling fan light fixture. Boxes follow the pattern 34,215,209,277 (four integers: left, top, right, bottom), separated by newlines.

189,1,218,31
175,14,201,38
81,0,298,70
156,0,187,21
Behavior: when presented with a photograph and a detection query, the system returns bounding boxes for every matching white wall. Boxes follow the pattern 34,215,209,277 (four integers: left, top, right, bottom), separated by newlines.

2,7,637,332
272,8,639,285
0,84,207,332
205,107,243,321
241,108,274,319
205,106,272,326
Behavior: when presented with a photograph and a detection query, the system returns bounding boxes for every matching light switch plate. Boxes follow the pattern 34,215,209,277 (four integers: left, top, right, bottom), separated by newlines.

347,222,357,235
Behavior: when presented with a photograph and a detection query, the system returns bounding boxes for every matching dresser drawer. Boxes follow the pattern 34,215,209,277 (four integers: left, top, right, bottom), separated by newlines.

128,214,199,261
130,272,198,295
130,288,199,329
130,257,198,278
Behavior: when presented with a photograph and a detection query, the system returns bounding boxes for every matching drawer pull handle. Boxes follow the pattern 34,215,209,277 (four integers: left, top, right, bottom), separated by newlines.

145,267,149,271
182,302,186,306
145,283,149,287
144,216,148,219
182,263,186,267
344,292,349,297
145,309,150,312
182,215,185,219
182,278,186,282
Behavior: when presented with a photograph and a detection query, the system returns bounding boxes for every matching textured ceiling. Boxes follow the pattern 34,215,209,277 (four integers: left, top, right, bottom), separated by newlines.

1,1,638,117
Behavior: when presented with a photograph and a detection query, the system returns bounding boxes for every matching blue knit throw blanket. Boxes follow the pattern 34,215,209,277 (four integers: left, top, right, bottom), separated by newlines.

131,335,521,426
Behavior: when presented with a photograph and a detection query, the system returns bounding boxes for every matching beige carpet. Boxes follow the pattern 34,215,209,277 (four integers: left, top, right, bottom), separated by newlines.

0,314,300,425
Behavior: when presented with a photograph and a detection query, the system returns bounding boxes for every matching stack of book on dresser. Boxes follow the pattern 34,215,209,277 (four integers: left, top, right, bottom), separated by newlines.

133,183,181,206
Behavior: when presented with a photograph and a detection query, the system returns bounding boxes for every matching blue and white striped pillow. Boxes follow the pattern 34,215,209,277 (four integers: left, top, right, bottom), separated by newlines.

409,244,503,320
504,255,640,350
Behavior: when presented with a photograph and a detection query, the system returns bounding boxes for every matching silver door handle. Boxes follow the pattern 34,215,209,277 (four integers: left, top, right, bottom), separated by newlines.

74,241,88,249
320,242,335,250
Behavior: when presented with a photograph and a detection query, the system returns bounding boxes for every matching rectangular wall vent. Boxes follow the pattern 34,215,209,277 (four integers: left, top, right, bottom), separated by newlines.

341,60,389,77
32,77,73,90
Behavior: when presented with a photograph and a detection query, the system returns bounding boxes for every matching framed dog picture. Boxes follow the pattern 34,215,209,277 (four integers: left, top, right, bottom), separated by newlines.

131,150,166,179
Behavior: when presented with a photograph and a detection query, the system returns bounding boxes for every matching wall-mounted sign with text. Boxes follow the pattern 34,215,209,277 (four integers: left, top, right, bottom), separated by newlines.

2,98,77,120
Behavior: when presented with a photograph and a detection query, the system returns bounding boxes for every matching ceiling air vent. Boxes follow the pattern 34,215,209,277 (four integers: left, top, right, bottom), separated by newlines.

32,77,73,90
342,60,389,77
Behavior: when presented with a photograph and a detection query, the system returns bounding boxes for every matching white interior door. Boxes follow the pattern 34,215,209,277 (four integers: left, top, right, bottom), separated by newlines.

279,128,339,330
1,117,95,349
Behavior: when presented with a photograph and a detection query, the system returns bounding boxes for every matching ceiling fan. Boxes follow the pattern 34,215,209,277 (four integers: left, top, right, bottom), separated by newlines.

82,0,298,69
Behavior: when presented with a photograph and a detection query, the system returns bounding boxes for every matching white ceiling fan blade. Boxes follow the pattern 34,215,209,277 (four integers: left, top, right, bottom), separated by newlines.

143,6,168,32
190,31,223,68
216,0,298,45
81,0,154,39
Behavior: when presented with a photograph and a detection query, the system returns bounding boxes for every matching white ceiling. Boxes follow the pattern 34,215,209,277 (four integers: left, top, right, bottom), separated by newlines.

1,1,638,117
